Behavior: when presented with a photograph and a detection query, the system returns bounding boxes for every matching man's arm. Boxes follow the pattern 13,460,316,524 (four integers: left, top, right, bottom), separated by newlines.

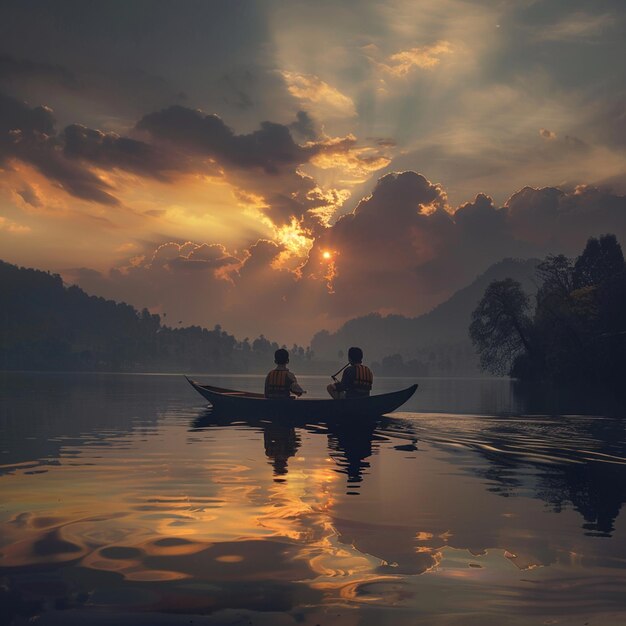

287,371,305,396
334,366,354,392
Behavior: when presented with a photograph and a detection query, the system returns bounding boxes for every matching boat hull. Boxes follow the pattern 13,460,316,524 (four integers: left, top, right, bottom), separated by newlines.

185,377,418,421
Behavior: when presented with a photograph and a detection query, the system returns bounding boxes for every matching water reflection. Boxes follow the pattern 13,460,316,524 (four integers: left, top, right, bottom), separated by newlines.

192,410,414,492
2,372,626,625
511,379,626,417
416,413,626,537
263,422,301,478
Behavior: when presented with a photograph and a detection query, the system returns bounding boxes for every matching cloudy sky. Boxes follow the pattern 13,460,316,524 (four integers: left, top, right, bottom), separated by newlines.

1,0,625,343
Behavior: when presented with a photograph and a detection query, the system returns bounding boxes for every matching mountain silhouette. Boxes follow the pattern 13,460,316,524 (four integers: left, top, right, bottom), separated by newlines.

310,258,539,375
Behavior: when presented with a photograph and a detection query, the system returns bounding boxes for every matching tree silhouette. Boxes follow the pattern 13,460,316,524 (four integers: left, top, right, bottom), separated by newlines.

469,278,533,375
471,235,626,383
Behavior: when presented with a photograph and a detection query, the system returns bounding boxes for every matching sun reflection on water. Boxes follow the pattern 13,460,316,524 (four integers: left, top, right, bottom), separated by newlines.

3,379,626,624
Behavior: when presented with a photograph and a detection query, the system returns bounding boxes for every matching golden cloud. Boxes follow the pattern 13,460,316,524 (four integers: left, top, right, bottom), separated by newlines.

310,149,391,182
279,70,356,118
380,41,453,76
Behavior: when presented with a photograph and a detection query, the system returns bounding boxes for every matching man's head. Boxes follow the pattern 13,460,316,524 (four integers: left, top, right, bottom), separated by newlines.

348,346,363,364
274,348,290,365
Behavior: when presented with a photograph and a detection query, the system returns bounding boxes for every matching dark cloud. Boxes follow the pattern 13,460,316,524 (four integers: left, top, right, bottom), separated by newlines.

2,93,365,225
0,91,118,204
167,243,240,272
238,239,285,274
0,91,55,136
304,171,626,320
304,172,456,315
63,123,183,180
505,184,626,247
135,105,369,227
136,105,311,174
289,110,318,141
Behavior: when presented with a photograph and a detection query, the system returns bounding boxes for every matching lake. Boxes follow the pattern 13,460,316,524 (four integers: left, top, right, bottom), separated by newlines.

1,371,626,625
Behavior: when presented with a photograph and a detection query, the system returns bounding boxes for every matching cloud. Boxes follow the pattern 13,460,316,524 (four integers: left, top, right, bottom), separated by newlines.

68,171,626,344
309,139,392,183
302,171,626,321
153,241,240,274
289,110,318,141
0,91,119,205
2,94,380,234
380,41,453,76
505,184,626,247
137,105,312,173
62,123,183,180
136,105,386,229
279,71,356,118
303,172,457,315
0,91,55,137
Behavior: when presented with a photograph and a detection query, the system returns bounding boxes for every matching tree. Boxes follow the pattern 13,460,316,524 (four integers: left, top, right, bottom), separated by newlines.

573,234,625,289
536,254,574,302
469,278,533,375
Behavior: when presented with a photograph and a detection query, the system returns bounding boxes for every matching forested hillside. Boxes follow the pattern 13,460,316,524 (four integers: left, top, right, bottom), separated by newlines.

0,261,313,373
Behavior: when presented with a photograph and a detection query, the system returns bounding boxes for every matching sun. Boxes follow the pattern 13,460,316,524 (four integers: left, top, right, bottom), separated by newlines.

322,250,332,260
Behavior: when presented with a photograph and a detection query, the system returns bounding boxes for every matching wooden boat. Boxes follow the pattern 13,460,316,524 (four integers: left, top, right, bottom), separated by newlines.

185,376,418,420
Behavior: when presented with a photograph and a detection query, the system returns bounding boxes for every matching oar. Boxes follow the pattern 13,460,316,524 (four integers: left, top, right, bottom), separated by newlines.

331,363,350,382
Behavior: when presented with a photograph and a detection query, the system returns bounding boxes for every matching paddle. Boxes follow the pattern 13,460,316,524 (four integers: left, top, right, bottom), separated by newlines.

331,363,350,383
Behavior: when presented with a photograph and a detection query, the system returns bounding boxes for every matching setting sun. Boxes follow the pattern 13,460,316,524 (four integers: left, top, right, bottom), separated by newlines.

322,251,332,260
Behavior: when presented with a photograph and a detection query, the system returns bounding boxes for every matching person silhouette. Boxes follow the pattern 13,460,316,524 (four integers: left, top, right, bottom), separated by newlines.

327,347,373,399
265,348,305,398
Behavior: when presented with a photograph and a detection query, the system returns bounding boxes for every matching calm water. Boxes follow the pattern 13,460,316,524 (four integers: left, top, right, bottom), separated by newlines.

1,372,626,625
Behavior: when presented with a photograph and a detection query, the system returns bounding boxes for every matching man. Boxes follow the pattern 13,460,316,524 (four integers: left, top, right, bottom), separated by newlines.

265,348,305,398
327,347,373,399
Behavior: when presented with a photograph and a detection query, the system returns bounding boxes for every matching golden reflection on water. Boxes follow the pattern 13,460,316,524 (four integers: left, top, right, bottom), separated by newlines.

3,406,626,624
1,420,395,603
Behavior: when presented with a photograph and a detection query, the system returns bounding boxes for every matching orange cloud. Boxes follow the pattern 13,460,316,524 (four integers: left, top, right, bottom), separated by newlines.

376,41,453,77
279,71,356,118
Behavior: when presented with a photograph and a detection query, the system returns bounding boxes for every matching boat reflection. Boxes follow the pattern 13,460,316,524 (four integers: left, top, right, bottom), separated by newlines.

192,410,418,491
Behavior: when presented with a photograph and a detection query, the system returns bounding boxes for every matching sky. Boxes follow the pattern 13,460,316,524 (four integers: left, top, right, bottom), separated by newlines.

0,0,625,344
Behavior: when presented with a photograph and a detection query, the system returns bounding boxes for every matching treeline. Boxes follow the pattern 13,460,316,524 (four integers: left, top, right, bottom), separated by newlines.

470,234,626,384
0,260,314,373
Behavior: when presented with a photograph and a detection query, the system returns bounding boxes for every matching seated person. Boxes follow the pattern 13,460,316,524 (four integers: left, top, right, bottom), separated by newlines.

327,347,373,399
265,348,305,399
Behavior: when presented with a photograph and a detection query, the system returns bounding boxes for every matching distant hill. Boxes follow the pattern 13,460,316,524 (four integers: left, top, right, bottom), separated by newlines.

0,260,313,373
310,258,540,375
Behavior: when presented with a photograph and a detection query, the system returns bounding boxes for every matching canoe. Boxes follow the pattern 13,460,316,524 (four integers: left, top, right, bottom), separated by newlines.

185,376,418,420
